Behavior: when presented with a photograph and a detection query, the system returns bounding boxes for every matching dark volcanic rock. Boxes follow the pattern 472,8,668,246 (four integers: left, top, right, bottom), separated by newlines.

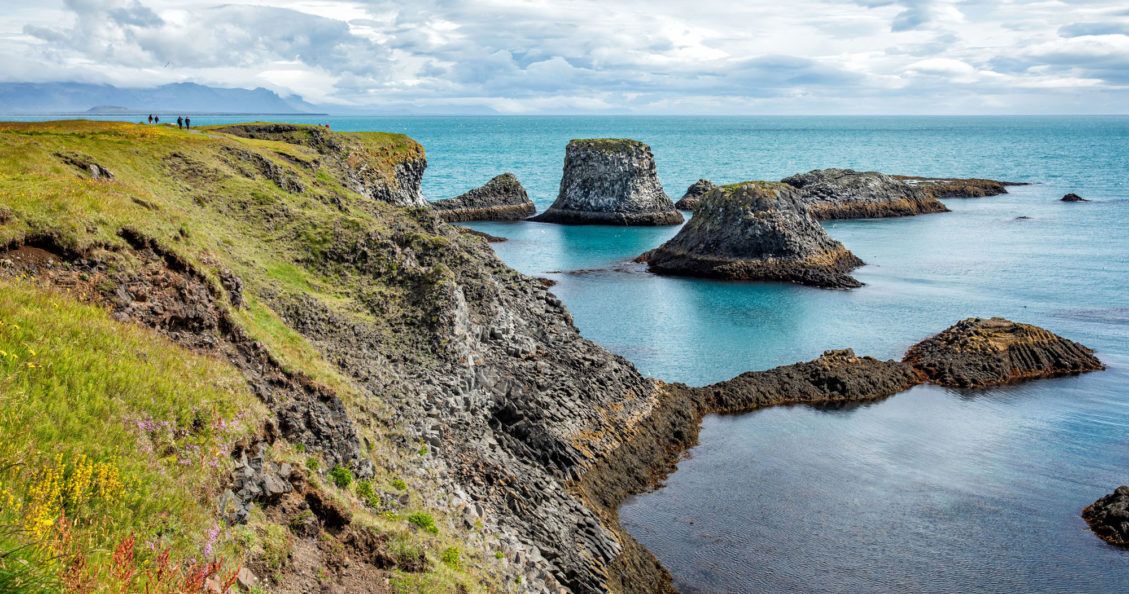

903,317,1104,389
674,179,717,211
1062,193,1089,202
432,173,535,222
895,175,1021,199
532,139,683,225
1084,486,1129,547
638,182,864,289
783,168,949,219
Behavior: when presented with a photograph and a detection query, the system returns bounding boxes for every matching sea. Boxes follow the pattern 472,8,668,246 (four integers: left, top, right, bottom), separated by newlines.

11,114,1129,592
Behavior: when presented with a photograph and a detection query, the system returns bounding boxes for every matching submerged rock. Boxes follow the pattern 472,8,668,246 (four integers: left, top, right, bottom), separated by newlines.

1062,193,1089,202
638,182,864,289
432,173,535,222
903,317,1103,389
1084,486,1129,547
895,175,1021,199
674,179,717,211
782,168,949,219
532,139,683,225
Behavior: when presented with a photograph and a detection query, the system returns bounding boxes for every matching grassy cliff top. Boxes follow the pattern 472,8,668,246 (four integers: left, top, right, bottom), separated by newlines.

568,137,649,152
0,120,497,593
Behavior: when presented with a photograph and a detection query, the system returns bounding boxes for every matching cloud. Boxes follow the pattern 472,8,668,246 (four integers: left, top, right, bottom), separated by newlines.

3,0,1129,113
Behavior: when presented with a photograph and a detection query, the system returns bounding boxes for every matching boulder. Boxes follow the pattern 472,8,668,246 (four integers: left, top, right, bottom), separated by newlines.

1062,193,1088,202
895,176,1021,199
674,179,717,211
1084,486,1129,547
637,182,864,289
432,173,535,222
532,139,683,225
782,168,949,219
903,317,1103,389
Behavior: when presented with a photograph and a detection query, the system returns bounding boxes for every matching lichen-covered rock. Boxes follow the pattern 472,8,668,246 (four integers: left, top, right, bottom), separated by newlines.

782,168,949,219
532,139,683,225
903,317,1104,389
1062,193,1089,202
431,173,535,222
212,123,427,207
638,182,864,289
895,175,1020,199
1084,486,1129,547
674,179,717,211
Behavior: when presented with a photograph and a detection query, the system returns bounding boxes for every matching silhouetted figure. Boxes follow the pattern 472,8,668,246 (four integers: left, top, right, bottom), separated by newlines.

148,114,153,124
185,117,191,130
177,116,183,129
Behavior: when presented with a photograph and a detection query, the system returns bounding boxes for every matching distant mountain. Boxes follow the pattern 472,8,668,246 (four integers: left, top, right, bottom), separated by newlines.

0,82,321,114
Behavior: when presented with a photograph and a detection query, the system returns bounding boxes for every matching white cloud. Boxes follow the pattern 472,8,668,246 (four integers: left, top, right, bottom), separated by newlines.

2,0,1128,113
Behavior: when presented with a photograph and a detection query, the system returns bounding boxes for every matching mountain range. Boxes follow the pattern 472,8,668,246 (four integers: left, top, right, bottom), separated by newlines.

0,82,321,114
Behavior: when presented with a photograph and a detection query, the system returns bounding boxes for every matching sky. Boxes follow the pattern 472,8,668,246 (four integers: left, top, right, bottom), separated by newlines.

1,0,1128,114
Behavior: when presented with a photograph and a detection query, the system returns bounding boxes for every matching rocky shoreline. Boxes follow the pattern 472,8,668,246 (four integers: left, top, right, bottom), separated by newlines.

783,168,950,219
895,175,1024,199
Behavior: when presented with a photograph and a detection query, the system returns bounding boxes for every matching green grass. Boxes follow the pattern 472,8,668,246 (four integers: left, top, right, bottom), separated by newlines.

0,278,263,588
407,512,438,535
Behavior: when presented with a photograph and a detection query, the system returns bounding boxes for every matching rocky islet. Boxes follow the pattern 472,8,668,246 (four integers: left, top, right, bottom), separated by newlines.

782,167,950,219
638,181,864,289
431,172,536,222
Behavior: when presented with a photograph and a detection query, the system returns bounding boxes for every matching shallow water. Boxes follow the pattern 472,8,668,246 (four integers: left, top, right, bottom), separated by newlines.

12,114,1129,591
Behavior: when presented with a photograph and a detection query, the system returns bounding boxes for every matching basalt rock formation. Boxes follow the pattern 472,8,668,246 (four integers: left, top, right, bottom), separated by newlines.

1084,486,1129,547
638,182,864,289
673,179,716,211
1062,193,1089,202
903,317,1104,389
782,168,949,219
895,175,1022,199
210,123,428,207
532,139,683,225
432,173,536,222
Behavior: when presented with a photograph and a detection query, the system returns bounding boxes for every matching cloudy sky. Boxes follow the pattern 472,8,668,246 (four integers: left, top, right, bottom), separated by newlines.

3,0,1128,114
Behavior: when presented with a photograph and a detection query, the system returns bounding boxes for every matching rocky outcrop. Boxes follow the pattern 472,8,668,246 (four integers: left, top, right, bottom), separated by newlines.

212,123,427,207
431,173,535,222
895,176,1022,199
638,182,864,289
903,317,1104,389
1084,486,1129,547
532,139,683,225
674,179,716,211
783,168,949,219
1062,193,1088,202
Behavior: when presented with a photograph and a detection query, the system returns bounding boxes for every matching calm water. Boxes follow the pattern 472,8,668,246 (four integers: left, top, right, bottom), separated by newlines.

13,115,1129,591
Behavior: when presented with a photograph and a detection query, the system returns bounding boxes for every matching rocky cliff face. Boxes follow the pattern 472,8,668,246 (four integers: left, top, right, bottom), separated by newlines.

903,317,1104,388
638,182,864,289
532,139,683,225
782,168,949,219
1084,486,1129,547
432,173,536,222
673,179,716,211
211,123,428,207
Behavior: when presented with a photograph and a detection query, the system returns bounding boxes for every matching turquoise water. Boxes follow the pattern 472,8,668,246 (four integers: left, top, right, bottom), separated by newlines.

12,115,1129,591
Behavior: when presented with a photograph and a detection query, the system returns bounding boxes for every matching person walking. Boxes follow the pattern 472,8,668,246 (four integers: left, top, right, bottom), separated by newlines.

185,116,191,130
148,114,153,124
177,116,184,130
154,115,160,124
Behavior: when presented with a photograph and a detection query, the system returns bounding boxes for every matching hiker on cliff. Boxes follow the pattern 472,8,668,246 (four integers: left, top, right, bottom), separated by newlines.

185,116,191,130
177,116,183,130
154,115,160,124
147,114,153,124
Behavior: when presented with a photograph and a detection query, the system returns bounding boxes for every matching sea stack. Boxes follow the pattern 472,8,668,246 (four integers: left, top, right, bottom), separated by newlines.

638,182,864,289
675,179,717,211
903,317,1104,389
782,168,949,219
532,139,683,225
431,173,535,222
